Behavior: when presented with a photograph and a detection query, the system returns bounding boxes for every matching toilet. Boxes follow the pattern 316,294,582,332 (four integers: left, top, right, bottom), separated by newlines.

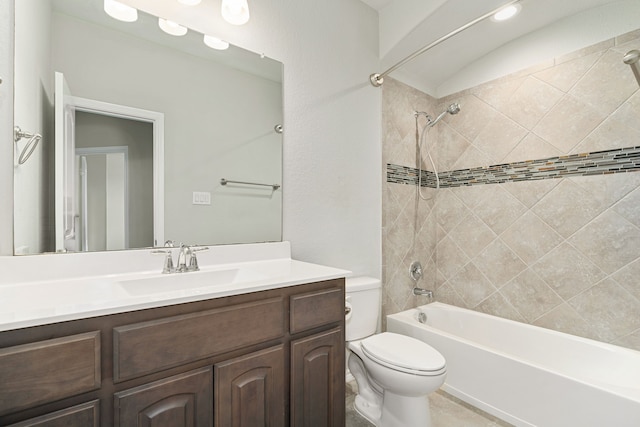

346,276,446,427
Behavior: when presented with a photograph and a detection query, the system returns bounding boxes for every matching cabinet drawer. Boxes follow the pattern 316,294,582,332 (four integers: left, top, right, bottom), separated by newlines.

114,297,284,381
290,287,344,334
0,332,101,415
6,400,99,427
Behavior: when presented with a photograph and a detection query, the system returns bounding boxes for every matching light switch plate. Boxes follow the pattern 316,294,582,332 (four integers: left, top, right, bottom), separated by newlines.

192,191,211,205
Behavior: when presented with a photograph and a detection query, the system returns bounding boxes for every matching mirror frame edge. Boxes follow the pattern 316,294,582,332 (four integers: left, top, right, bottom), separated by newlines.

1,0,15,256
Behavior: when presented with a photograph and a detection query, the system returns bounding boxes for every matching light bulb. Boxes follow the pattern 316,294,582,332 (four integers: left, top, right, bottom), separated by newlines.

158,18,188,36
204,35,230,50
178,0,201,5
493,4,521,22
104,0,138,22
221,0,250,25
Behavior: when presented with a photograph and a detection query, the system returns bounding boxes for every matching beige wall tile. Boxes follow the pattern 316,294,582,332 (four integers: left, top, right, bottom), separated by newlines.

500,77,564,130
531,243,607,300
502,133,563,164
436,235,470,281
532,179,608,238
534,51,602,92
503,179,560,208
447,213,497,259
498,269,562,322
472,186,528,235
573,115,640,154
567,278,640,342
568,210,640,274
533,303,598,340
447,261,497,307
474,238,527,288
611,258,640,301
533,94,606,153
570,49,639,116
613,187,640,228
475,291,526,323
500,211,564,264
472,113,528,164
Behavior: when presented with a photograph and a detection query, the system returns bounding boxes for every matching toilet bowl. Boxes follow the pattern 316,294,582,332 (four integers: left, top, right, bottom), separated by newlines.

346,277,447,427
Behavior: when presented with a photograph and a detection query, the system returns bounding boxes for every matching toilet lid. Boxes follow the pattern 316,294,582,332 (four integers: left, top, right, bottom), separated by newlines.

361,332,446,373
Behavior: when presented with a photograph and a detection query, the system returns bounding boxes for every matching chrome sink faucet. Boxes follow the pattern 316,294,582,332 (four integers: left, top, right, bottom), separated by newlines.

152,242,208,274
176,244,209,273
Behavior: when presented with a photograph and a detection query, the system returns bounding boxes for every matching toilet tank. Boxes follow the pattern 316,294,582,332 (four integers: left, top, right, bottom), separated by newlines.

345,276,381,342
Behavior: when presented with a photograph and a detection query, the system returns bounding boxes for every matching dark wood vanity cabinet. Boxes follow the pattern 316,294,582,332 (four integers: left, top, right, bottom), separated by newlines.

0,278,345,427
291,328,344,427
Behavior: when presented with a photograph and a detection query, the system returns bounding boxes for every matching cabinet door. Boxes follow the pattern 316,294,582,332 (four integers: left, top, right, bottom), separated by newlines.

214,345,285,427
291,328,345,427
114,367,212,427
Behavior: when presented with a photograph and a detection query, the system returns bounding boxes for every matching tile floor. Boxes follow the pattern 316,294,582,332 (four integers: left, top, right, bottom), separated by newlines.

346,382,513,427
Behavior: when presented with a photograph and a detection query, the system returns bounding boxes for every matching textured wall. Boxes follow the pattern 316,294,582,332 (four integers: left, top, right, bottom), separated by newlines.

383,30,640,350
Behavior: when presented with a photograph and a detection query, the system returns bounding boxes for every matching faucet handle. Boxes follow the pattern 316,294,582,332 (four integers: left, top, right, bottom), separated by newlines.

151,249,175,274
187,246,209,272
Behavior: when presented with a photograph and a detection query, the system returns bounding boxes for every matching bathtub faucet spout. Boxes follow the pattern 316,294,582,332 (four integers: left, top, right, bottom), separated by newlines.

413,287,433,300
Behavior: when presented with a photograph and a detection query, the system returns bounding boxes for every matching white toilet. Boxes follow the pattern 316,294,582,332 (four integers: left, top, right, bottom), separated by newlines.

346,276,446,427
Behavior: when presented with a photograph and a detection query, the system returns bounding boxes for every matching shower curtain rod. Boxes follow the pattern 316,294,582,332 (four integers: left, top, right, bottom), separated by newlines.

370,0,522,87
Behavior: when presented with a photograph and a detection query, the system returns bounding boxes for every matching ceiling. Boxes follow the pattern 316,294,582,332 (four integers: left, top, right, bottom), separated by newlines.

360,0,640,97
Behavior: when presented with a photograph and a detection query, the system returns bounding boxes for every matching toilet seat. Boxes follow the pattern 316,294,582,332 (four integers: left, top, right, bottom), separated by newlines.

361,332,446,376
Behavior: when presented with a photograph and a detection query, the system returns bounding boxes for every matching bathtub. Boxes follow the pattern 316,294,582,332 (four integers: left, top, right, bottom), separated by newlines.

387,302,640,427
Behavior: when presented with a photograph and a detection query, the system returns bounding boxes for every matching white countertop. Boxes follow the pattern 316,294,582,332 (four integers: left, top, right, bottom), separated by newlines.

0,242,350,332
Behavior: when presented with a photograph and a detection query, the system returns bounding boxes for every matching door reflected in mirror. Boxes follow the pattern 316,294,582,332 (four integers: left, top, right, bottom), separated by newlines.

13,0,283,255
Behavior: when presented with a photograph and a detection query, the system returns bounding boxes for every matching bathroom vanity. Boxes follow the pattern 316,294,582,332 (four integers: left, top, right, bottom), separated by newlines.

0,243,348,427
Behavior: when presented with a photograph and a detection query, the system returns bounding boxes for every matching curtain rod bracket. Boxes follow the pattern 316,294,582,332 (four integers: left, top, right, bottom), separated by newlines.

370,73,384,87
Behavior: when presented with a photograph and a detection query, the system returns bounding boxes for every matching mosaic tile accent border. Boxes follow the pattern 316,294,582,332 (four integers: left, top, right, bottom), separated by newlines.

387,146,640,188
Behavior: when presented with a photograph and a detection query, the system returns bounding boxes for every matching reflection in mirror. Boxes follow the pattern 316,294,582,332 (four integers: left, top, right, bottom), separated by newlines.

13,0,283,255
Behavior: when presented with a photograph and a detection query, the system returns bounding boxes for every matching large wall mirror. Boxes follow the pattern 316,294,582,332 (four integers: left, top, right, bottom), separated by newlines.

13,0,283,255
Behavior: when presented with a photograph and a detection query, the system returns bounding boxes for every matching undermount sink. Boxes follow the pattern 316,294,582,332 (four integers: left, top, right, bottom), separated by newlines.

118,268,262,296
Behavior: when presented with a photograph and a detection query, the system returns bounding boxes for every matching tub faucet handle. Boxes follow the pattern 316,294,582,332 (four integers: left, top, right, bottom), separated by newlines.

409,261,423,281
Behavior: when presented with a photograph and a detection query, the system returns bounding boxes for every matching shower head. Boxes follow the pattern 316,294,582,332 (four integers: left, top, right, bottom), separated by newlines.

429,103,461,127
624,50,640,87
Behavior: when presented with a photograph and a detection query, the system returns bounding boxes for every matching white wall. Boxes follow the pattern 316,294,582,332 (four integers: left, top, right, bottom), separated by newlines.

13,0,52,254
0,3,14,256
1,0,383,278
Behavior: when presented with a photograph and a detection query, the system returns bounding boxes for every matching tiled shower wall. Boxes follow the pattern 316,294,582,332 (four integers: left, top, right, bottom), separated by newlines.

382,30,640,351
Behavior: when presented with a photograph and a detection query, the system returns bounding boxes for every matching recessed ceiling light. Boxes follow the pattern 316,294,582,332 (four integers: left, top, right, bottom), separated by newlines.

492,4,521,22
158,18,188,36
104,0,138,22
204,35,230,50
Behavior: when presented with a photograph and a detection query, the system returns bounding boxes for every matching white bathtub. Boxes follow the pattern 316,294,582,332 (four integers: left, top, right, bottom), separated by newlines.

387,302,640,427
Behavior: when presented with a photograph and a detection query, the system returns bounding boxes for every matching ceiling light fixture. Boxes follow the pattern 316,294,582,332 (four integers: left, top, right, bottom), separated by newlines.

158,18,188,36
103,0,138,22
178,0,202,5
492,4,521,22
204,35,230,50
221,0,250,25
